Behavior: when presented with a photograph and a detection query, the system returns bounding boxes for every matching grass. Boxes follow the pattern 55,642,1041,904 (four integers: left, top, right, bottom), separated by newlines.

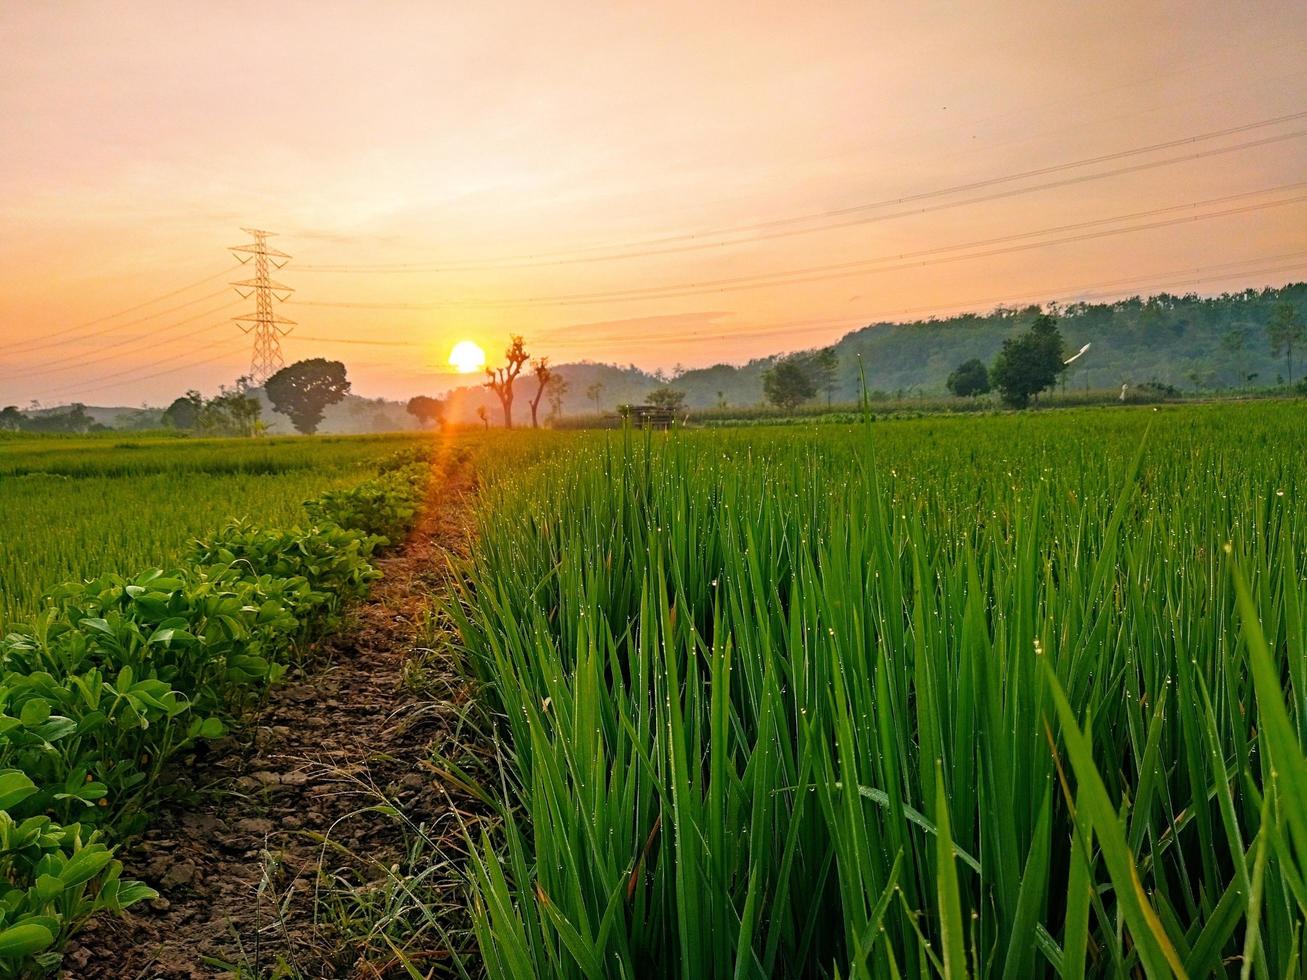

0,432,429,631
450,402,1307,978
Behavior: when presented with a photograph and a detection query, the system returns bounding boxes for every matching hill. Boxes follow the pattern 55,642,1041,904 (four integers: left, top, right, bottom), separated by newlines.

431,282,1307,418
13,282,1305,430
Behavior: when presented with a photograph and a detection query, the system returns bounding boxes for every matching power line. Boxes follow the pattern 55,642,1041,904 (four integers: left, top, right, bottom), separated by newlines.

9,289,233,356
291,336,416,347
0,301,242,380
35,256,1306,403
291,181,1307,310
9,269,233,352
298,110,1307,272
47,342,251,402
534,254,1307,348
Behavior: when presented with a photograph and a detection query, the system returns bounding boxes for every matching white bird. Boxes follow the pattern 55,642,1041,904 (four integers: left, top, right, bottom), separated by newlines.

1064,343,1091,365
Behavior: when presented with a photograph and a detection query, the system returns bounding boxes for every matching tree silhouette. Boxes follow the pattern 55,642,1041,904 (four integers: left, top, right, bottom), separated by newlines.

946,359,990,397
265,358,350,434
585,381,604,414
762,355,817,410
809,347,839,405
406,395,444,429
484,335,530,428
646,385,686,411
163,390,203,429
528,358,554,428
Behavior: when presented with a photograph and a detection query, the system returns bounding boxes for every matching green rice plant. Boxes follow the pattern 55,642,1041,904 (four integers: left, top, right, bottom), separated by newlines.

0,431,429,632
451,403,1307,978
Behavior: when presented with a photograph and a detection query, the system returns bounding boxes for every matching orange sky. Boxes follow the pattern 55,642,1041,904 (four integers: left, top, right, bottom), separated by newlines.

2,0,1306,406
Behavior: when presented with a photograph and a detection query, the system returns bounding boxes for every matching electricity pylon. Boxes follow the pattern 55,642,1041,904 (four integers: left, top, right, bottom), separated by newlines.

230,228,295,384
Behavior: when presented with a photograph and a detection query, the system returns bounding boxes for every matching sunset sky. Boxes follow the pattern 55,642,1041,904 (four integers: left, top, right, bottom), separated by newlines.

2,0,1305,406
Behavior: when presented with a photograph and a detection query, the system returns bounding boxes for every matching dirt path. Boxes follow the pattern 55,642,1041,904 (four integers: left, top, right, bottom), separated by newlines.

66,458,483,978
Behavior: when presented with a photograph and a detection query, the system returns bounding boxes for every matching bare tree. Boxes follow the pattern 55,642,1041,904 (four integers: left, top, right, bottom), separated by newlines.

528,357,554,428
484,335,530,428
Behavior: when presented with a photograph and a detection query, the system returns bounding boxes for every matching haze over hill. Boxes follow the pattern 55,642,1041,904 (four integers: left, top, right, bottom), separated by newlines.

12,280,1303,432
431,281,1307,422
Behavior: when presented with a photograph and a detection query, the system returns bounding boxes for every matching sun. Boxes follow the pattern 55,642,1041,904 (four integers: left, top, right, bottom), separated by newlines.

449,340,486,374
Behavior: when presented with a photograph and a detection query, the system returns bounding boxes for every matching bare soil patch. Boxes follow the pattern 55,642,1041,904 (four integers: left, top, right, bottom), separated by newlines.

66,456,483,978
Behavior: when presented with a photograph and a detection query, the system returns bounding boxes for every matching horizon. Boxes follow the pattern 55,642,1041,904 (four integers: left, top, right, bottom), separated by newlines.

3,1,1306,406
12,276,1306,412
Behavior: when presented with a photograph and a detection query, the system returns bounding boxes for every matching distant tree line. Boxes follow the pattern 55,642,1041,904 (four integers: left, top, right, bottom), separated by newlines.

163,382,263,436
0,403,107,434
943,298,1307,408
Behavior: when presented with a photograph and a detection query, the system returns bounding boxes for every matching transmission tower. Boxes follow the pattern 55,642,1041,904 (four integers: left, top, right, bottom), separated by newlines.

230,228,295,384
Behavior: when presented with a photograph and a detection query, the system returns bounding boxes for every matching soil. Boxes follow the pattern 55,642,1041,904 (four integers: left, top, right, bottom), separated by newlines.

65,455,487,979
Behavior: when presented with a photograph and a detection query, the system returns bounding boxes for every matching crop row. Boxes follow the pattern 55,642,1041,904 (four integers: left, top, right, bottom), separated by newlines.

0,456,429,975
0,433,428,632
452,406,1307,978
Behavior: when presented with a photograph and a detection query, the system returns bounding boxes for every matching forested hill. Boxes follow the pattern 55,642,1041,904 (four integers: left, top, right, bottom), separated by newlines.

439,281,1307,417
819,282,1307,398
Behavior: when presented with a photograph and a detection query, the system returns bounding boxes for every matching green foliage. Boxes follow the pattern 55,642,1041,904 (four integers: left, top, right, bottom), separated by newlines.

990,313,1066,407
197,384,262,437
1268,300,1306,385
0,442,429,974
265,358,352,435
0,432,426,632
1,405,103,435
945,358,990,397
162,391,202,430
303,462,426,544
454,403,1307,979
808,347,840,404
646,386,687,411
762,353,819,409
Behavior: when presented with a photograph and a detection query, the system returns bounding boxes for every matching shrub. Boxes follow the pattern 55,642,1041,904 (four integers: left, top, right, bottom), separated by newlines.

303,463,426,544
0,458,427,974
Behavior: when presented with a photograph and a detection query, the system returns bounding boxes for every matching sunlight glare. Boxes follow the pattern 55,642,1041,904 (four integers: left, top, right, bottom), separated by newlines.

449,340,487,374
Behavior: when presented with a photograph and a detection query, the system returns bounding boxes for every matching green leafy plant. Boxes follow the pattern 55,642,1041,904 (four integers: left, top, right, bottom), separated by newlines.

0,449,430,975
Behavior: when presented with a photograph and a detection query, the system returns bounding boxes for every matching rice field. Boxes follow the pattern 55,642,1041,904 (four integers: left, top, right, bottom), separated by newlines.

452,402,1307,978
0,432,428,631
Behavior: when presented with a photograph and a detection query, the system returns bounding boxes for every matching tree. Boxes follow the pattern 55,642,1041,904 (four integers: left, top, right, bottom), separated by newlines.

546,374,570,420
646,386,686,411
199,385,262,436
484,335,530,428
1268,301,1306,386
163,391,203,429
585,382,604,414
265,358,351,434
1219,327,1249,389
476,405,490,429
0,406,23,431
762,355,818,410
406,395,444,429
946,359,991,397
809,348,839,405
528,358,554,428
990,313,1066,408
